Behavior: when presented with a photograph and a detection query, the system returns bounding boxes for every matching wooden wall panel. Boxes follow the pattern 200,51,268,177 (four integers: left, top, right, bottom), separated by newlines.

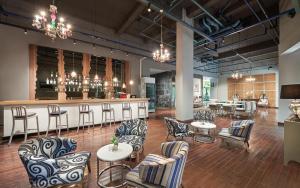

254,75,264,82
105,58,113,98
265,82,276,90
29,45,37,100
264,73,276,81
254,83,264,90
227,73,278,107
57,49,66,100
82,53,91,99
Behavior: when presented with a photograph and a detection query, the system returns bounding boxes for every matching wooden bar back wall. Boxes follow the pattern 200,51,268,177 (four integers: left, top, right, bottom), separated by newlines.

228,73,277,107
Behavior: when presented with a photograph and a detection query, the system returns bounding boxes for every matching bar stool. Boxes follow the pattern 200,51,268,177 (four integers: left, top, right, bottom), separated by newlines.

9,106,40,145
77,103,95,132
46,104,69,137
102,103,115,127
122,102,132,120
138,102,147,120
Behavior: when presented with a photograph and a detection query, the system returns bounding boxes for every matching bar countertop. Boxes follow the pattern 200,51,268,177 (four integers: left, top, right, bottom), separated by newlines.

0,98,149,106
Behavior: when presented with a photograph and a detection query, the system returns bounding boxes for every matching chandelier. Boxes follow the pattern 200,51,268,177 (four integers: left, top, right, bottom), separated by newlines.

153,10,170,63
231,72,243,79
32,1,72,39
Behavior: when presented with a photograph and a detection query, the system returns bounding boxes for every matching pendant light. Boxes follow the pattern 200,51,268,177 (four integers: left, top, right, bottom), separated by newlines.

71,52,77,77
94,56,99,80
152,9,170,63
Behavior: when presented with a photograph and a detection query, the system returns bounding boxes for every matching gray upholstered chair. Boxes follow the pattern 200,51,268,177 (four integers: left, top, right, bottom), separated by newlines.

115,119,148,161
164,117,194,141
126,141,189,188
218,120,255,149
18,137,91,188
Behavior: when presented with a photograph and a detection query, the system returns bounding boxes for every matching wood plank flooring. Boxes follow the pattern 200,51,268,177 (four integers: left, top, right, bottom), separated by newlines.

0,108,300,188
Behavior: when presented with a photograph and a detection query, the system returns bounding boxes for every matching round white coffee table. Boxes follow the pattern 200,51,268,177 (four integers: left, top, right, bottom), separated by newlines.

191,121,217,143
97,143,133,188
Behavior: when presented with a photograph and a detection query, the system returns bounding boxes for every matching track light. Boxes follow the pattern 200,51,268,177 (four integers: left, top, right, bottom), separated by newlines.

126,52,129,56
24,28,28,35
110,49,113,54
73,40,77,45
92,43,96,49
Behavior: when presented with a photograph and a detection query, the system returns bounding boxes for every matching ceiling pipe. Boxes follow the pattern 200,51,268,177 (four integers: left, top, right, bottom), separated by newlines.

194,50,278,69
242,0,278,45
190,0,224,27
139,0,214,42
256,0,279,39
194,8,295,48
202,57,277,71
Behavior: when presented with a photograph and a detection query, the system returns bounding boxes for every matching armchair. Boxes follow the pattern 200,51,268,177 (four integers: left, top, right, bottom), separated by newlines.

115,119,148,161
18,137,91,188
126,141,189,188
193,110,215,122
218,120,255,149
164,117,194,141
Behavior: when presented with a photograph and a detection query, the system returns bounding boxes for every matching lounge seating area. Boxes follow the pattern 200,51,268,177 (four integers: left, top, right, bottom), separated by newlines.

1,0,300,187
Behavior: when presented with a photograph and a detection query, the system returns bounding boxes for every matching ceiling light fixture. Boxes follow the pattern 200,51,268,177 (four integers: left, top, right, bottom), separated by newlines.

153,9,170,63
32,0,72,40
147,3,152,12
71,52,77,78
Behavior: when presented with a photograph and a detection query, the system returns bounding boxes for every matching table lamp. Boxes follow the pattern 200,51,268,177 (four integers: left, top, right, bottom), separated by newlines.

280,84,300,119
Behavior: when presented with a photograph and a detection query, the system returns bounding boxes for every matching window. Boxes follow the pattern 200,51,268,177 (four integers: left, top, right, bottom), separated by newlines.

35,46,58,100
63,50,83,99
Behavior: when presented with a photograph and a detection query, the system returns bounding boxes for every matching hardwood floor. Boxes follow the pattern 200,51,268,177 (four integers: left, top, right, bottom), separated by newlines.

0,108,300,188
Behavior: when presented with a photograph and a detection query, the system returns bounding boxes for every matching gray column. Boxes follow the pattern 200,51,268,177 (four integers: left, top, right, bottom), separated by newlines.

175,9,194,121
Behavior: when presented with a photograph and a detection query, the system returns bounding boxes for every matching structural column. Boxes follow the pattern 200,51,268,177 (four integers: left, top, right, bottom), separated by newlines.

29,45,37,100
105,57,113,98
82,53,91,99
175,9,194,121
57,49,66,100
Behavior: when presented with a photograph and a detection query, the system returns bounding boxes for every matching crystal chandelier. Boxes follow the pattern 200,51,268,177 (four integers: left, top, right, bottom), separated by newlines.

153,10,170,63
231,72,243,79
32,1,72,40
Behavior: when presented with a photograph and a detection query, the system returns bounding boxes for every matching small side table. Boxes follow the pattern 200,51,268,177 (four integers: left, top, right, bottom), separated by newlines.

97,143,133,188
191,121,216,143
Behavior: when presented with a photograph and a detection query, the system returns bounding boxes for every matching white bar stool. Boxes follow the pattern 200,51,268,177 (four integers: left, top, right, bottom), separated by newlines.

9,106,40,145
138,102,147,120
122,102,132,120
102,103,115,127
46,104,69,136
77,103,95,132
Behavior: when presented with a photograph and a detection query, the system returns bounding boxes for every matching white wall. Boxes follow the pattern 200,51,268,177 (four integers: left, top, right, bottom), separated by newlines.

278,0,300,122
0,24,144,100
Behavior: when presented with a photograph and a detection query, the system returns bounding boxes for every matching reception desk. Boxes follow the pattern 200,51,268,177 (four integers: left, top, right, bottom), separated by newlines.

0,98,149,137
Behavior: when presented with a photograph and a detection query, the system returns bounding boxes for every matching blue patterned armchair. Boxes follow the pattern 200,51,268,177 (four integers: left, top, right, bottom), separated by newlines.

115,119,148,161
219,120,255,149
164,117,194,140
126,141,189,188
18,137,91,188
193,110,215,122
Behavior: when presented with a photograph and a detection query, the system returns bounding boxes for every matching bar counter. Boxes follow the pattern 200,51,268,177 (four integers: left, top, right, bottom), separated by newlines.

0,98,149,137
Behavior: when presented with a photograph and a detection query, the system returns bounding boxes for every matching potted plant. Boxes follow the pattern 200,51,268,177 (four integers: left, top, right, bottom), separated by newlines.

111,136,119,151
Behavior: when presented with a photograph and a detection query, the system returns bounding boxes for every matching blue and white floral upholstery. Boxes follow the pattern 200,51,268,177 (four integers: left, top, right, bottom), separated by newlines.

193,110,215,122
164,117,194,139
115,119,148,152
18,137,91,188
219,120,255,148
126,141,189,188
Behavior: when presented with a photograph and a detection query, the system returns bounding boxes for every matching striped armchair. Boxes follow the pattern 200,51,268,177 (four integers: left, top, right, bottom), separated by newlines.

218,120,255,149
18,137,91,188
126,141,189,188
